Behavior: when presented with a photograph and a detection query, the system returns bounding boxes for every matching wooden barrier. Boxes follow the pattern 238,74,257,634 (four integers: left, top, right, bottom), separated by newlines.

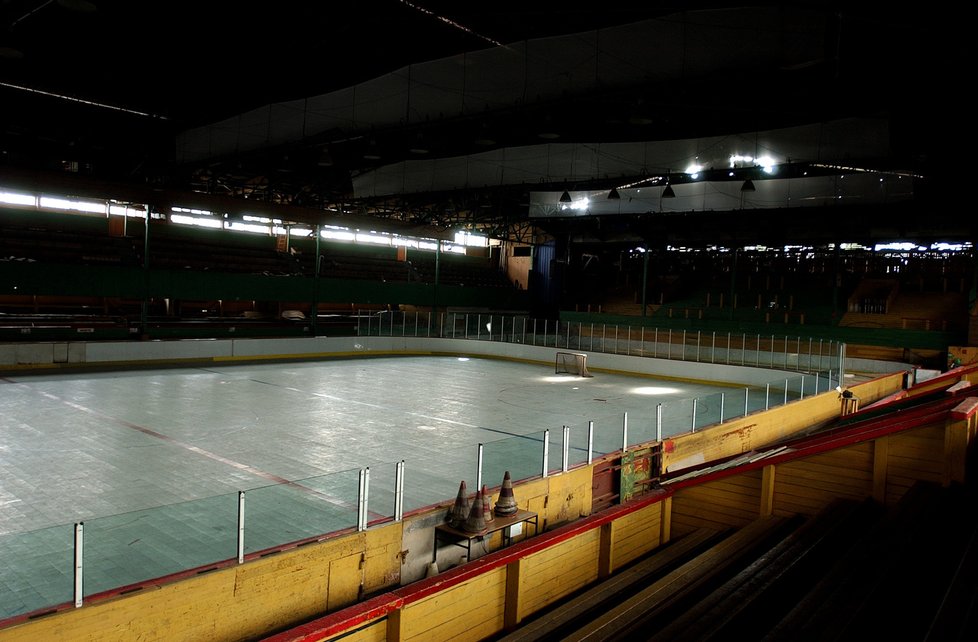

659,373,906,475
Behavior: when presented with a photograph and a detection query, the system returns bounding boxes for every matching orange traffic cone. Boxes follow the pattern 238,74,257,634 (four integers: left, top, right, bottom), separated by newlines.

494,470,518,516
462,489,487,534
448,480,469,528
482,484,494,523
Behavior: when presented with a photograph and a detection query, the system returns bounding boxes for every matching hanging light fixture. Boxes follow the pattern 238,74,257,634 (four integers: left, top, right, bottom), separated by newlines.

607,187,621,200
661,184,676,198
741,178,756,192
559,190,572,203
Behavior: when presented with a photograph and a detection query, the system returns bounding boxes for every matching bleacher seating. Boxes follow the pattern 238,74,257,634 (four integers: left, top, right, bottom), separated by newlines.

1,223,139,267
410,254,512,288
147,234,297,275
492,479,978,641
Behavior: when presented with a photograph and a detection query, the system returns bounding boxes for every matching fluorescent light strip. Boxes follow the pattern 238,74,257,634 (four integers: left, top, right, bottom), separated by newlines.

0,81,168,119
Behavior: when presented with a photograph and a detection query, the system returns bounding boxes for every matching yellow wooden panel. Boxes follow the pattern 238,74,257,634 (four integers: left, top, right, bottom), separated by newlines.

660,374,903,474
614,514,661,548
778,461,873,490
363,523,402,592
671,496,757,527
543,467,594,527
684,477,763,501
613,505,663,568
889,432,944,459
702,469,763,491
676,484,761,511
506,477,549,514
328,552,363,612
520,531,600,616
778,453,873,484
888,454,944,476
612,503,662,538
669,511,739,533
673,492,760,519
774,476,872,504
800,443,875,467
662,394,845,473
613,532,662,569
401,568,506,642
778,460,874,482
887,465,944,486
889,429,943,449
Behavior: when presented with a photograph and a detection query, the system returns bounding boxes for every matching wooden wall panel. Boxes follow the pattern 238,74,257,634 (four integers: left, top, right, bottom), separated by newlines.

543,466,594,529
611,502,663,570
519,530,600,618
670,468,763,533
773,445,873,517
885,425,946,504
400,569,506,642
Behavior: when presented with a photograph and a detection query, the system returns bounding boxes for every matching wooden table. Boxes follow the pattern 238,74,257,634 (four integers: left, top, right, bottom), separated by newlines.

433,509,538,563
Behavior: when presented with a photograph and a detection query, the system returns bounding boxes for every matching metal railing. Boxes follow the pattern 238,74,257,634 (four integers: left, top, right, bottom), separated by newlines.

357,310,843,374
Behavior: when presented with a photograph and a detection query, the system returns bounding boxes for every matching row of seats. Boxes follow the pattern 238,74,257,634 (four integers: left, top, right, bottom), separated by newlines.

1,225,139,267
0,222,509,286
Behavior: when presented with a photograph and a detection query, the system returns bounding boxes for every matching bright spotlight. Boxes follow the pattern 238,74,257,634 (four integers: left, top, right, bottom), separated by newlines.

630,386,682,395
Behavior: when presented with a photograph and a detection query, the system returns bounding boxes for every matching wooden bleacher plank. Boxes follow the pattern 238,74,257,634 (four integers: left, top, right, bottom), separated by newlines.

646,498,879,642
496,527,726,642
561,515,798,641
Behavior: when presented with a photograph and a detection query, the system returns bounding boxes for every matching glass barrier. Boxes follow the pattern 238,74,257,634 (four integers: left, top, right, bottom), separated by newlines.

483,431,548,486
82,493,238,598
400,441,475,515
590,416,625,458
625,411,657,449
0,523,73,619
546,429,564,475
367,461,401,524
242,468,361,553
564,421,594,468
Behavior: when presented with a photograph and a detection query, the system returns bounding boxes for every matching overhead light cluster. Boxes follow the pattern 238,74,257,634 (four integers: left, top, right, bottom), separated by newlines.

729,154,777,174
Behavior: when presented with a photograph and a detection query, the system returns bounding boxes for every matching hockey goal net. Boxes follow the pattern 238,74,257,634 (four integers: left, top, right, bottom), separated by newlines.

555,352,592,377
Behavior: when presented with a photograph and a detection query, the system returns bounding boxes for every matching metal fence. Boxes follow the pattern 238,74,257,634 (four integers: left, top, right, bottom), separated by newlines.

357,310,843,374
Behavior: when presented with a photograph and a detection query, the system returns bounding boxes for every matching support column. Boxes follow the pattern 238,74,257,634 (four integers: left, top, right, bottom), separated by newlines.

140,205,152,336
660,496,672,545
598,522,614,579
946,398,978,486
729,247,738,320
433,240,441,316
504,558,524,628
873,436,889,503
760,464,776,516
312,225,320,335
641,249,649,317
386,608,403,642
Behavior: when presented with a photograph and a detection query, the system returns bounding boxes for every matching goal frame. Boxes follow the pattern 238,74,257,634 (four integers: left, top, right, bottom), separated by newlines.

555,352,592,377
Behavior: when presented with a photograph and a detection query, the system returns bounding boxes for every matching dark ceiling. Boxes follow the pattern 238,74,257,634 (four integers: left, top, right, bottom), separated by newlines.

0,1,963,244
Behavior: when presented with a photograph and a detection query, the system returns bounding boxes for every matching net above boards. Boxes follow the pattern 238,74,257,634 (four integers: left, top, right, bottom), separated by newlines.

555,352,592,377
